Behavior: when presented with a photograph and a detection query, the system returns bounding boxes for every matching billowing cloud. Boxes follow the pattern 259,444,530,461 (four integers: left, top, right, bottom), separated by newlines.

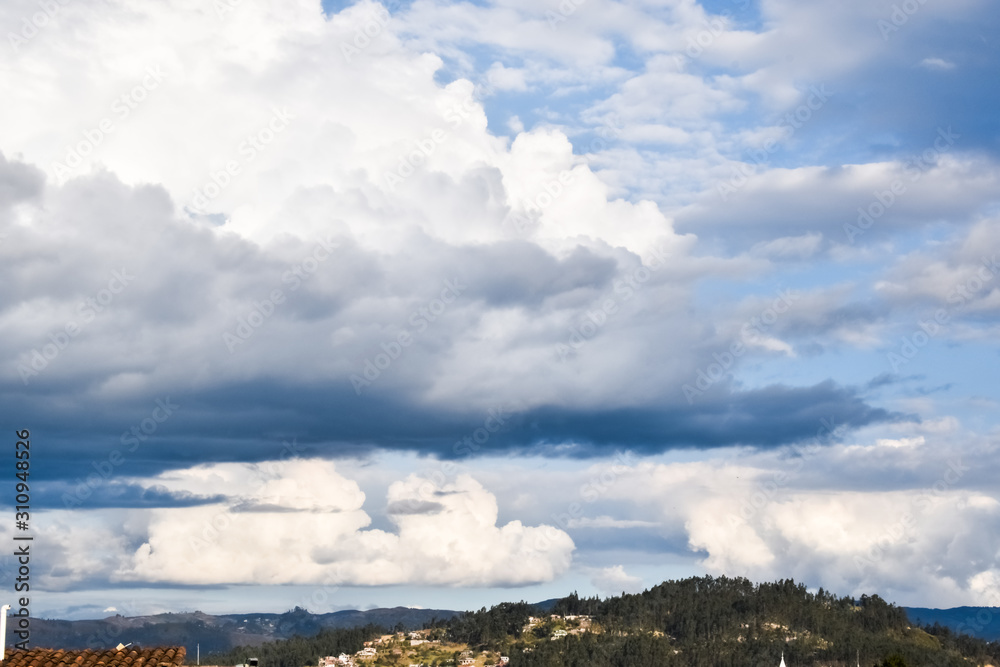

110,459,573,587
563,421,1000,606
2,0,1000,611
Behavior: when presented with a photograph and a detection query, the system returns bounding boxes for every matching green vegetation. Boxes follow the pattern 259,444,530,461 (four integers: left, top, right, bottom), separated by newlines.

204,624,381,667
201,577,1000,667
509,577,1000,667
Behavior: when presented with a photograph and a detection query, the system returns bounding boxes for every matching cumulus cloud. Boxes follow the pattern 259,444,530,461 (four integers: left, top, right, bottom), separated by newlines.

0,147,893,471
568,421,1000,606
2,0,1000,609
875,217,1000,312
110,459,573,587
0,0,970,476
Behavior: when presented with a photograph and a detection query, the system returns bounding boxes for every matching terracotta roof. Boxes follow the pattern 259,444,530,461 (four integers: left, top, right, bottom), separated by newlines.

2,647,186,667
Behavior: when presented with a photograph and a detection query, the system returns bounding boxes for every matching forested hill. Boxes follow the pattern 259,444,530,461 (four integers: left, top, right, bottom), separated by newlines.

507,577,999,667
506,576,999,667
204,577,1000,667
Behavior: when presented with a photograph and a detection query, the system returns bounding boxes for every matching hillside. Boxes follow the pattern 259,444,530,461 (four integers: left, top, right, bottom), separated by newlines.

201,577,1000,667
23,580,1000,667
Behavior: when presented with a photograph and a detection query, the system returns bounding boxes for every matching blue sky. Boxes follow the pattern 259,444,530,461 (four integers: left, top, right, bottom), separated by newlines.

1,0,999,621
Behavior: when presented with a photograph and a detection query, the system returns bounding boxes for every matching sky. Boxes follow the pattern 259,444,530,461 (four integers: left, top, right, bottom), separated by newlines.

1,0,999,622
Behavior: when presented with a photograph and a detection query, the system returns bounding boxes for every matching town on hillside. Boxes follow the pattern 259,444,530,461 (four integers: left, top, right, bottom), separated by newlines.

316,615,595,667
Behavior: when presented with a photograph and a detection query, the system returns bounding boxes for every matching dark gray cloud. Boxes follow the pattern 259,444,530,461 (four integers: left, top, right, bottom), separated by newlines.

0,148,903,516
14,376,898,499
35,479,227,510
385,499,445,515
0,150,44,210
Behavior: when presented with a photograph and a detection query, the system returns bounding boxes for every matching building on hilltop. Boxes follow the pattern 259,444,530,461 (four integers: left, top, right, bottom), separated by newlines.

318,654,354,667
354,647,377,661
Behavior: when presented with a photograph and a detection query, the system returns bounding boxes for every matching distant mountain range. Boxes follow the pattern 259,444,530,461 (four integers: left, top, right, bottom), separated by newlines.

20,602,998,660
27,606,461,657
904,606,1000,642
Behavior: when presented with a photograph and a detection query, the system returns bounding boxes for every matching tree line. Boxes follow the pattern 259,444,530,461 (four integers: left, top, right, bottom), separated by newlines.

203,576,1000,667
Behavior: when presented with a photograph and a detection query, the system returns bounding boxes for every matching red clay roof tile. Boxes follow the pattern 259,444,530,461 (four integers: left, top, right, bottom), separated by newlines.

2,647,185,667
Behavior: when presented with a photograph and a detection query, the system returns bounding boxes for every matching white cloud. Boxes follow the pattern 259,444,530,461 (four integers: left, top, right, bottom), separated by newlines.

591,565,644,596
486,62,529,92
579,432,1000,606
749,233,822,260
567,516,660,529
2,0,999,610
110,459,573,587
920,57,956,71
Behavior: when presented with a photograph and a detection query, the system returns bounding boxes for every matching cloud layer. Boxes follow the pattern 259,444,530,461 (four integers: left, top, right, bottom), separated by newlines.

2,0,999,607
